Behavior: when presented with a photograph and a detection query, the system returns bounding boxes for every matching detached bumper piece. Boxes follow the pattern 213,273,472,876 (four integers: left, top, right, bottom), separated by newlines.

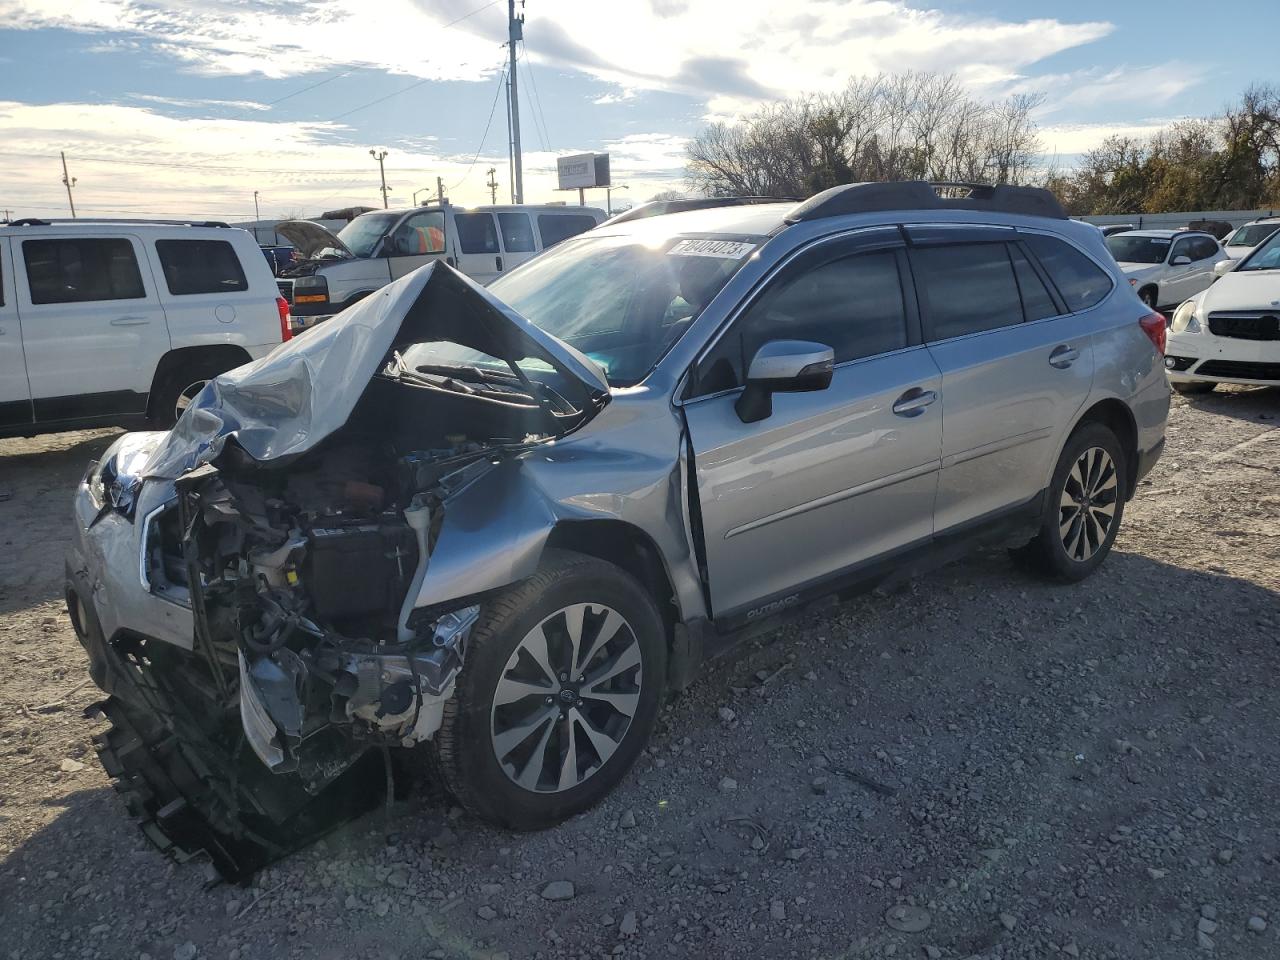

91,695,388,882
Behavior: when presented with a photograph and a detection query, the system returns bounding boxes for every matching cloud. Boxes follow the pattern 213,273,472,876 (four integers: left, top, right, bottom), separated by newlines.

130,94,270,112
1037,120,1183,157
1009,63,1207,113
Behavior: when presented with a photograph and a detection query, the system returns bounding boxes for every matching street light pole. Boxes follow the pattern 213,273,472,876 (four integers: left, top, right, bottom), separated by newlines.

253,190,261,242
369,149,390,208
606,183,629,215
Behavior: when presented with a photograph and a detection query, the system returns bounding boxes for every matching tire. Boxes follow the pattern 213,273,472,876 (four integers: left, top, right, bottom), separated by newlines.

1172,379,1216,395
1014,422,1127,582
434,549,667,829
1138,286,1158,309
148,356,235,428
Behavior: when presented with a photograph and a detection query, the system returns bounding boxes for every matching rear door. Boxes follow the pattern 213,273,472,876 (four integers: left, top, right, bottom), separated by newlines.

0,237,33,430
911,226,1099,533
682,229,943,620
152,235,274,351
16,233,170,423
450,211,503,284
387,209,448,280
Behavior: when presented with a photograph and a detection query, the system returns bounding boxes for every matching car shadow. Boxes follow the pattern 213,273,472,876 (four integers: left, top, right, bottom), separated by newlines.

1174,383,1279,423
2,549,1277,960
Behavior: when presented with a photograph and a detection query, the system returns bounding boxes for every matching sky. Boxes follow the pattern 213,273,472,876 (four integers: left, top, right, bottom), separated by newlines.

0,0,1277,222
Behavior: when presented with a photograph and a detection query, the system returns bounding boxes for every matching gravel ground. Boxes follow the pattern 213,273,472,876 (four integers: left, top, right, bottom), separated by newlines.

1,387,1278,960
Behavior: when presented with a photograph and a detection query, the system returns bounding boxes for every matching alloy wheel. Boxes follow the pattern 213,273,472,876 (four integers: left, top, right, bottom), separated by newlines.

174,380,209,420
1059,446,1119,562
489,603,642,793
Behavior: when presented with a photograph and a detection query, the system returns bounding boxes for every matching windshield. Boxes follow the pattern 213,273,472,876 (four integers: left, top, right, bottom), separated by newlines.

1236,229,1280,272
1105,235,1171,264
337,213,398,258
1228,223,1280,248
407,233,759,387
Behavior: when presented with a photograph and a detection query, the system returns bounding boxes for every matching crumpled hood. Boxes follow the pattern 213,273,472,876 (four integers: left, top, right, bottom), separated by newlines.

143,261,610,480
1195,268,1280,313
274,220,355,260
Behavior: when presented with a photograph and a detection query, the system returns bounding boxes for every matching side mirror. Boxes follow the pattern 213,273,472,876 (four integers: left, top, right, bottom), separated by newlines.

1172,255,1192,266
1213,258,1235,279
735,340,834,424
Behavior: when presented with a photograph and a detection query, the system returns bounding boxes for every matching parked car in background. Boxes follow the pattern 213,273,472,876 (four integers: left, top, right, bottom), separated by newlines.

1,219,289,437
66,181,1168,879
1166,226,1280,393
1221,217,1280,259
260,244,296,276
275,202,606,329
1104,229,1228,310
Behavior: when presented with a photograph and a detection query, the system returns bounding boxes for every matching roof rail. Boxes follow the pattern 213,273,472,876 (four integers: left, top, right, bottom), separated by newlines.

2,217,231,228
785,181,1067,223
604,196,799,226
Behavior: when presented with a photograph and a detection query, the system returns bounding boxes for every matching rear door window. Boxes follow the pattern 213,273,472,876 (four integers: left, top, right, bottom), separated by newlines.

912,243,1023,341
22,238,145,304
498,212,536,252
1022,234,1113,312
453,213,499,254
537,214,598,249
155,239,248,295
1010,245,1059,321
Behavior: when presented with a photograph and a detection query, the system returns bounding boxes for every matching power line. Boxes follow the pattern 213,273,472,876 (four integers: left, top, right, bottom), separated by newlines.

520,47,553,152
449,61,509,191
441,0,503,30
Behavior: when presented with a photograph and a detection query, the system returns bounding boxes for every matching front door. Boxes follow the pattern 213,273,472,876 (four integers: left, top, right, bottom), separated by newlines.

15,233,171,423
909,227,1097,533
0,237,33,429
450,211,503,284
387,209,449,280
682,230,943,620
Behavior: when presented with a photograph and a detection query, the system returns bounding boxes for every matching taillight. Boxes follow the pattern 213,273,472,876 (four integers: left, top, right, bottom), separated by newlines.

1139,311,1166,356
276,296,292,342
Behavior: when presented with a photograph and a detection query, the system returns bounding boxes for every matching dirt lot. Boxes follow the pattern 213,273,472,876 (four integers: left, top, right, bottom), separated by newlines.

1,388,1277,960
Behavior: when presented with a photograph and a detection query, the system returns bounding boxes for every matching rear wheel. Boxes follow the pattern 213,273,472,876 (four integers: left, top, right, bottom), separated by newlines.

1172,379,1216,395
149,356,236,428
434,550,666,829
1013,422,1127,582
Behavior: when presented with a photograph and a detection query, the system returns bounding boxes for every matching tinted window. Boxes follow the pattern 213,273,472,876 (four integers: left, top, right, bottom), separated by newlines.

389,211,445,255
23,238,144,305
1010,246,1058,321
538,214,598,249
498,212,535,252
698,250,907,394
1024,234,1113,312
453,213,498,254
1190,236,1219,261
155,239,247,296
914,243,1022,340
1105,234,1170,264
1170,238,1195,262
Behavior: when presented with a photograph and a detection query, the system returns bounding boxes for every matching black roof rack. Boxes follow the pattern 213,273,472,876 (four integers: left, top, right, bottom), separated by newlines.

2,217,230,228
604,196,799,226
785,181,1067,223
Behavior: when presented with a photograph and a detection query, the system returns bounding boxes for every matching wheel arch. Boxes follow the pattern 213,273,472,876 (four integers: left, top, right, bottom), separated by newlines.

1068,397,1139,499
147,345,253,418
1137,282,1159,306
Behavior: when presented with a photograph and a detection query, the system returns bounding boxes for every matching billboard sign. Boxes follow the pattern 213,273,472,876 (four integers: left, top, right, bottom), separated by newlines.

557,152,611,189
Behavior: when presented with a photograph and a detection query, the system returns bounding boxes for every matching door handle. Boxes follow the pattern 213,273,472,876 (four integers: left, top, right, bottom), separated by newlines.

1048,344,1079,368
892,387,938,417
110,316,150,326
495,255,504,271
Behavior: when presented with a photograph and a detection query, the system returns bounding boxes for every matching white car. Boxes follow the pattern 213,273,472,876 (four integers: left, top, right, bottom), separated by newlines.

1104,229,1229,311
275,202,606,328
1166,228,1280,393
1,218,290,437
1221,218,1280,260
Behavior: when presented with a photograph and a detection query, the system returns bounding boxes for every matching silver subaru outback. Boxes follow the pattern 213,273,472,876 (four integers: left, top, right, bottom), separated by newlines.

66,182,1169,878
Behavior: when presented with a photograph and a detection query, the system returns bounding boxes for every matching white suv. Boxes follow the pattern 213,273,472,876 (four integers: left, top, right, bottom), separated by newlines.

1104,229,1228,310
275,202,606,328
0,218,290,438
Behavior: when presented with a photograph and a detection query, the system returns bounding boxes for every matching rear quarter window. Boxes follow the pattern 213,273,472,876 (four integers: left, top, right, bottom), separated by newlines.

155,239,248,295
1024,234,1113,312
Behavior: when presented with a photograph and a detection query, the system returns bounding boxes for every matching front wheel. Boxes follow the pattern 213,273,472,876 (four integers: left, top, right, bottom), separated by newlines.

1013,423,1127,582
433,550,666,829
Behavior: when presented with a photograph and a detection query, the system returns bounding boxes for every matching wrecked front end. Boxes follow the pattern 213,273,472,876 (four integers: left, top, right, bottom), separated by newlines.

66,263,610,880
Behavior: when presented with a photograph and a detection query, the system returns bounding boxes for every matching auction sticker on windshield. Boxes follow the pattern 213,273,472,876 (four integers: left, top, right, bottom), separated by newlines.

668,238,756,259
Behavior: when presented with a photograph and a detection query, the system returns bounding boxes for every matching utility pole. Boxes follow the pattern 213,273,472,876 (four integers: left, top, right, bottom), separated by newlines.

486,167,498,204
60,151,77,218
253,190,261,243
507,0,524,204
369,148,390,208
436,176,446,204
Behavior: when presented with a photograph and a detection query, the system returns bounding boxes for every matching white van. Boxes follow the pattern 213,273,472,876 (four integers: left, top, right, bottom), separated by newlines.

0,218,289,438
275,202,606,327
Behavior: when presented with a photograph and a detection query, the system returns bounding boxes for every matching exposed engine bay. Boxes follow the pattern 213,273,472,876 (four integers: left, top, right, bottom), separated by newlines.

75,264,610,880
